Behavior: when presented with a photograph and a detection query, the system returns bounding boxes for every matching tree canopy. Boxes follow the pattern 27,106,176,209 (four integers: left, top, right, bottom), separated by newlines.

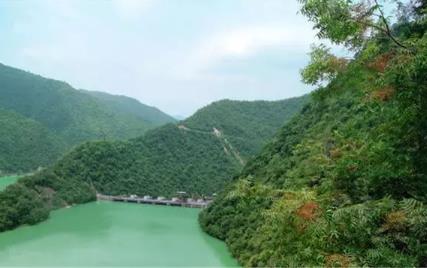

0,96,308,232
200,1,427,266
0,63,176,173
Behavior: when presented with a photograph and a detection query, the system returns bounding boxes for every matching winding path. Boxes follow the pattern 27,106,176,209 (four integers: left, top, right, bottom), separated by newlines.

177,125,245,165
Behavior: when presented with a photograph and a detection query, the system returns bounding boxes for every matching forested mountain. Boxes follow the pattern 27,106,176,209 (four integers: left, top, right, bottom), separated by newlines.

0,108,63,173
0,96,308,232
82,90,176,126
184,98,307,158
50,97,308,197
2,0,426,266
199,2,427,267
0,63,175,173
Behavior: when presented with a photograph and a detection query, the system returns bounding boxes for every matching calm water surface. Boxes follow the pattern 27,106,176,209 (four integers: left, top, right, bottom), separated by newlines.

0,201,238,267
0,175,20,191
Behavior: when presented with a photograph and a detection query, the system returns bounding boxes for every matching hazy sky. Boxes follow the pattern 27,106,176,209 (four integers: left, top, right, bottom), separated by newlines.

0,0,320,117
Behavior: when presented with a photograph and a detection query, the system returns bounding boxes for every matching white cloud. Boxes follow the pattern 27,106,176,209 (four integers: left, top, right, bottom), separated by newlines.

177,25,314,79
1,0,316,116
203,27,303,57
112,0,154,20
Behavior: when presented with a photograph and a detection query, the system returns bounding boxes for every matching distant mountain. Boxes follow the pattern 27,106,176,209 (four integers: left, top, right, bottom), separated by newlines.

82,90,176,126
173,115,187,121
0,96,309,231
0,63,175,173
0,94,308,231
51,96,309,197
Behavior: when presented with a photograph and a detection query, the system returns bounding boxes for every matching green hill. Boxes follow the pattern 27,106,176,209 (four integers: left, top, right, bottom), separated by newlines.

2,2,425,265
184,98,307,159
82,90,176,126
0,108,64,174
52,96,308,197
199,7,427,267
0,95,308,232
0,63,175,173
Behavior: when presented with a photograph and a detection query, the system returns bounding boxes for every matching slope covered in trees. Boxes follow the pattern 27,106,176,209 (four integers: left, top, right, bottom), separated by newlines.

0,108,63,173
49,97,308,197
184,98,307,158
0,96,308,232
82,90,175,126
0,63,175,173
199,1,427,266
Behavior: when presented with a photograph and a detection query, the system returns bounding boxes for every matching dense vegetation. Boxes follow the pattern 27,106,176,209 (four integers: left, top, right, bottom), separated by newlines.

0,63,175,173
50,125,239,197
200,1,427,266
0,108,63,174
0,96,307,232
185,98,307,158
82,90,175,126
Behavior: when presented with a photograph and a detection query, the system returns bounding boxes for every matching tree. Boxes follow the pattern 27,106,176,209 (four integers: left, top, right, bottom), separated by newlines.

299,0,424,86
413,0,427,15
300,44,348,86
298,0,409,50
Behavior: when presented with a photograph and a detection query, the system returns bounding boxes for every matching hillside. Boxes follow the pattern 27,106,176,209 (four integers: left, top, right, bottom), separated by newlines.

199,8,427,267
0,109,64,174
0,95,308,232
0,63,175,173
82,90,176,126
184,98,307,158
52,96,309,197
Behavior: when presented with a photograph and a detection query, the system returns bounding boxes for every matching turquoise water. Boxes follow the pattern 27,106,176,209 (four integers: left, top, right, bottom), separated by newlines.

0,201,238,267
0,175,20,191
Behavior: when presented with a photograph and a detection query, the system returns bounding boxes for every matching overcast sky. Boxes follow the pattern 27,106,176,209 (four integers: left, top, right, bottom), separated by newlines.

0,0,320,117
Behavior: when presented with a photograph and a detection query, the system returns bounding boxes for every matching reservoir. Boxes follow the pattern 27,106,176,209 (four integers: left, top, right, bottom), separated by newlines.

0,175,20,191
0,201,238,267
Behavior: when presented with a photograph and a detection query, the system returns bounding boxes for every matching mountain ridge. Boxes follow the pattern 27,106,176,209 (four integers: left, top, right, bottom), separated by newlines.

81,90,176,125
0,94,309,232
0,63,175,173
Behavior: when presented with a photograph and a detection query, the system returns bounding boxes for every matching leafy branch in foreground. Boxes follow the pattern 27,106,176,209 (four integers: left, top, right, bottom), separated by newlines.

200,0,427,266
300,44,349,86
298,0,411,50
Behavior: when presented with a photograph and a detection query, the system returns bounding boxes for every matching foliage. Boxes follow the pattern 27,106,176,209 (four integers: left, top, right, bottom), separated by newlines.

299,0,410,50
82,90,176,126
301,44,348,85
0,63,175,173
184,97,309,158
0,170,96,232
200,4,427,266
0,109,64,174
0,96,307,232
0,183,50,231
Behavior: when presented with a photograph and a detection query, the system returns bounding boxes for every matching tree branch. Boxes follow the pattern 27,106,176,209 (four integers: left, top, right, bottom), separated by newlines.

373,0,409,49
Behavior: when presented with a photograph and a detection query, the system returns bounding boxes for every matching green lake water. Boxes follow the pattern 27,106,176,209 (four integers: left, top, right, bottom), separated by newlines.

0,175,20,191
0,201,238,267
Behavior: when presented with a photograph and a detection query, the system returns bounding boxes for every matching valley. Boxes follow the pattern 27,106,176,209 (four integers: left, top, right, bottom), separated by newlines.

0,0,426,266
0,65,308,234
